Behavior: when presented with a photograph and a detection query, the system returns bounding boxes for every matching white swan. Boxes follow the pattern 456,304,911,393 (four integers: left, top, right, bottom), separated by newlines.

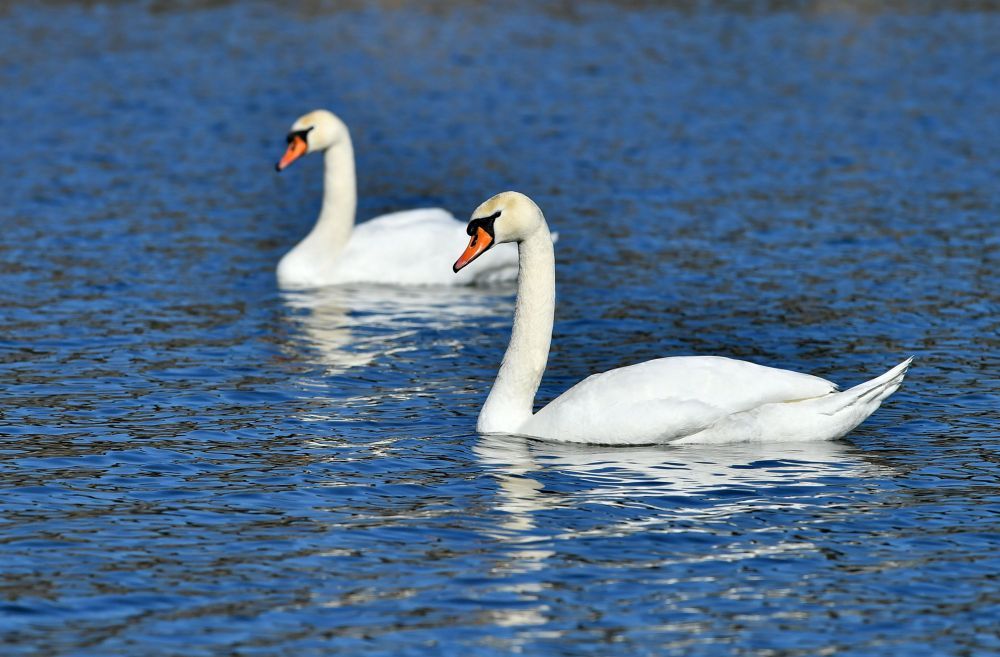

453,191,912,445
274,110,520,287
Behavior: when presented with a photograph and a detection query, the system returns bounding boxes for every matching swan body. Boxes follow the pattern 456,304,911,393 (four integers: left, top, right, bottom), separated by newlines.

453,191,911,445
278,207,519,287
275,110,521,288
524,355,911,445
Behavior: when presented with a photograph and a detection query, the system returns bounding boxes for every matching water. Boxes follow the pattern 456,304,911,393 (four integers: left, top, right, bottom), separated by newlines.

1,1,998,655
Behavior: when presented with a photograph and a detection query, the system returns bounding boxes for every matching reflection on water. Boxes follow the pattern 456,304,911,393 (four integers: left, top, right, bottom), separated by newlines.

477,434,882,537
281,284,511,373
281,287,386,373
281,283,512,425
479,436,877,511
473,436,894,640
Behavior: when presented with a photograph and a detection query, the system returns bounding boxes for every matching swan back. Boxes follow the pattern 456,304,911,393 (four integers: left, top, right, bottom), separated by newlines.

523,356,838,444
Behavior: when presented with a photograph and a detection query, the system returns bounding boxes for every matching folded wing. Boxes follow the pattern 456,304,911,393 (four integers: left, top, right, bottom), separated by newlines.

522,356,838,444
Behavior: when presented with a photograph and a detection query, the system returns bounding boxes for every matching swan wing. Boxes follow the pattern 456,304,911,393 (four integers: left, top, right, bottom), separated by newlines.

522,356,837,444
334,208,519,285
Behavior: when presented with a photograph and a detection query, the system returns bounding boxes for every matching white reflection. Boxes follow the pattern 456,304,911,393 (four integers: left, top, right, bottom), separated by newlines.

281,283,510,375
473,437,886,632
476,435,888,548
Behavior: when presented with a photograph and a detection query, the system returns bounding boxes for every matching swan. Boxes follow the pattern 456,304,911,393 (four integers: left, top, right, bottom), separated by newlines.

453,191,912,445
274,110,521,287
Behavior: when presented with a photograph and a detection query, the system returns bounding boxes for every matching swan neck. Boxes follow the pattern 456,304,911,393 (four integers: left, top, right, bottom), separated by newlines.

313,137,357,252
479,224,555,435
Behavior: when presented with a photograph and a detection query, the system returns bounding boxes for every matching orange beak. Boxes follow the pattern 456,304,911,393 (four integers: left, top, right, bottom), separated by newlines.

275,136,308,172
453,227,494,272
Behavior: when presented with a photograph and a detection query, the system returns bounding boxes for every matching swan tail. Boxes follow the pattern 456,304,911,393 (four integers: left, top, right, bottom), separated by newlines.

761,356,911,442
669,358,913,445
823,357,912,413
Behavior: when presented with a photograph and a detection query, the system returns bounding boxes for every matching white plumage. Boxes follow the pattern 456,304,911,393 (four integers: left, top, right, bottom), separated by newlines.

455,191,911,445
526,355,911,445
274,110,523,288
278,207,519,287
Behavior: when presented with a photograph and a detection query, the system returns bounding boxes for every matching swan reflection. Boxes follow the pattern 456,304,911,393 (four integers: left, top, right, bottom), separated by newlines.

470,436,890,631
476,434,887,539
468,437,878,632
280,283,511,374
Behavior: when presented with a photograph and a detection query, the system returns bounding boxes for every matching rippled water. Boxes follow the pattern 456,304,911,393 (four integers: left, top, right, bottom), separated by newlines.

1,2,998,655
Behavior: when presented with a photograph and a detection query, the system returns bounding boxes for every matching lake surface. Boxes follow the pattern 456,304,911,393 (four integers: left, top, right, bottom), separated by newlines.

1,1,998,655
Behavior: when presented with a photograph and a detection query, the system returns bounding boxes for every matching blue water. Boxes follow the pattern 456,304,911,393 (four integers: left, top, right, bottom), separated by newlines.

1,2,998,655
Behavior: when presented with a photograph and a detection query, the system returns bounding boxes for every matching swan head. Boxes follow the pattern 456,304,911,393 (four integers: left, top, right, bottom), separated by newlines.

454,191,543,272
275,109,349,172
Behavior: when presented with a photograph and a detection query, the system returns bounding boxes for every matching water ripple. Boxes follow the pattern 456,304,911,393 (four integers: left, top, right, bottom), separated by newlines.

0,2,997,656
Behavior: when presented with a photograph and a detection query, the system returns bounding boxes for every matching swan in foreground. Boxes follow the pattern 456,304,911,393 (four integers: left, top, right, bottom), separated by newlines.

453,191,911,445
274,110,521,287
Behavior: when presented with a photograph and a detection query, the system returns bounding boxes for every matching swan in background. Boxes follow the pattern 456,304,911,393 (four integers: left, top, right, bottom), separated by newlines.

274,109,523,288
453,191,912,445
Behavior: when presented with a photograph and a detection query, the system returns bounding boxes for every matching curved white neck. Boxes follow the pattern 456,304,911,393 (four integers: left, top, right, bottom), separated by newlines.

478,223,555,435
305,138,357,256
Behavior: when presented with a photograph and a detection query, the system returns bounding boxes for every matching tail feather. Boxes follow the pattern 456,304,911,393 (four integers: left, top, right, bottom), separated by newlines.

820,357,913,416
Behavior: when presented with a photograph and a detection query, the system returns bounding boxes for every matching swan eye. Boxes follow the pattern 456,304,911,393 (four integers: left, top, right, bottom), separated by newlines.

466,210,502,236
286,127,314,144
